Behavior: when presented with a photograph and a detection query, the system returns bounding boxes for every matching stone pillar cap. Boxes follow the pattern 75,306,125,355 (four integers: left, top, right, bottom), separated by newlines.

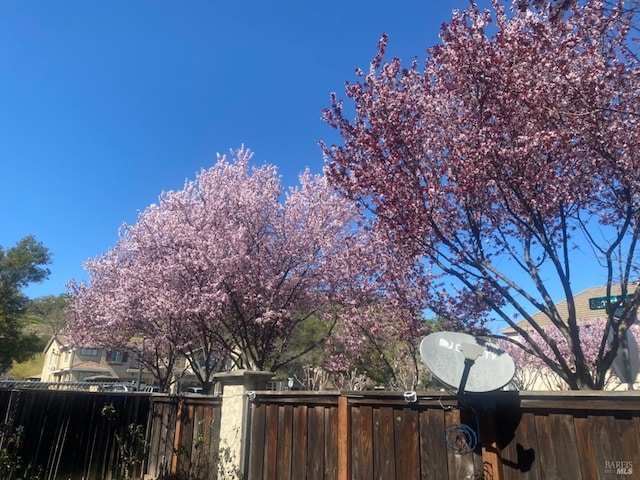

213,369,274,389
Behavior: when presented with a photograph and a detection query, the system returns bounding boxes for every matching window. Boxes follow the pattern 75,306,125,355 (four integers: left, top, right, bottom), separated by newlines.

107,350,128,363
80,348,99,357
77,372,93,382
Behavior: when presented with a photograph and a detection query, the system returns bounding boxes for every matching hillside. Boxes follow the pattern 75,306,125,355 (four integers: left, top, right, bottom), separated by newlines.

20,313,55,339
8,315,52,380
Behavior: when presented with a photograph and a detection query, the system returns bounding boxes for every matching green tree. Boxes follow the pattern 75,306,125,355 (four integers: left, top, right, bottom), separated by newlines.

27,294,68,336
0,236,51,373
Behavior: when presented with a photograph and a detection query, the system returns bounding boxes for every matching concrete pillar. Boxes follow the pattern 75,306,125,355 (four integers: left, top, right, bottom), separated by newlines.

213,370,273,479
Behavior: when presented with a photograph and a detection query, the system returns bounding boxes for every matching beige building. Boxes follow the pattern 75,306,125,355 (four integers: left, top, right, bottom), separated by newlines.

41,335,153,385
502,284,637,336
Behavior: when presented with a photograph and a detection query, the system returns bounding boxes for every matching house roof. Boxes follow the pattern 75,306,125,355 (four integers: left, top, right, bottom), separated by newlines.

502,284,638,335
43,334,70,354
43,334,118,354
53,361,113,375
73,360,112,372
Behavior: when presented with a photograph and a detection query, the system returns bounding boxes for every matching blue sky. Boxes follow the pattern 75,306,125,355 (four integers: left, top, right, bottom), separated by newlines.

2,0,476,298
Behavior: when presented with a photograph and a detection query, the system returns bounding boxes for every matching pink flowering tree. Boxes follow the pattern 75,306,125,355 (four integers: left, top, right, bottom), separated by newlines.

68,233,186,392
68,147,387,393
324,304,429,390
322,228,432,389
321,0,640,389
501,320,640,390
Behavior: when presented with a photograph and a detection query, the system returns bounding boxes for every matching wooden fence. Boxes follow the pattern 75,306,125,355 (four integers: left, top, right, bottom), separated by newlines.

247,392,340,480
145,395,222,480
2,387,640,479
0,388,150,480
246,390,640,480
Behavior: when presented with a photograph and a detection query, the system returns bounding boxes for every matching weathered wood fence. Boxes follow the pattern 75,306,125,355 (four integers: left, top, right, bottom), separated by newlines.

145,395,222,479
246,390,640,480
1,387,640,479
0,388,149,480
247,392,340,479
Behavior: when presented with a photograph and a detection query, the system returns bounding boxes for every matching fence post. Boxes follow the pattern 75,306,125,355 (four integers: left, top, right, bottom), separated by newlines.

213,370,274,480
337,394,350,480
479,408,503,480
170,397,185,475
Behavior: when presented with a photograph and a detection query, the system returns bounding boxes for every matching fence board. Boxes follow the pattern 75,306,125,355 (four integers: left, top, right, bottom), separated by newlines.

461,407,485,478
584,414,613,479
190,404,204,476
150,398,176,477
207,402,222,480
614,412,640,470
443,407,469,479
161,400,177,476
394,407,420,479
189,404,218,478
535,412,583,479
264,403,278,480
324,405,339,479
351,404,373,479
276,404,293,480
573,414,598,479
373,406,395,479
478,409,502,480
178,403,195,474
307,405,327,480
82,396,103,479
247,402,266,480
498,406,540,480
419,407,448,479
146,400,160,477
338,397,349,480
291,404,308,480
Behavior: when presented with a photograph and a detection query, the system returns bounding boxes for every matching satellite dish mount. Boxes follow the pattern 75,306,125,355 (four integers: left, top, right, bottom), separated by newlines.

457,342,486,394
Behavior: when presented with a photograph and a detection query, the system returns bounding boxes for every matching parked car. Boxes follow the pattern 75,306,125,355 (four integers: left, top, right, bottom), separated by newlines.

102,383,134,392
183,386,203,394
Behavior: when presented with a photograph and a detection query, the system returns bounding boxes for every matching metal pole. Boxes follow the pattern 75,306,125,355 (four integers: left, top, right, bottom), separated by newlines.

68,347,76,382
136,339,145,391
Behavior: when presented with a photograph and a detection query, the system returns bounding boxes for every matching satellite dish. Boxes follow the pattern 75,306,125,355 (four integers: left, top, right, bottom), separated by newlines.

420,332,515,393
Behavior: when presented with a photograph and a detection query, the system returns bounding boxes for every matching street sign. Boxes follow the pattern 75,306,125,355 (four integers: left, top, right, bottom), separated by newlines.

588,294,633,310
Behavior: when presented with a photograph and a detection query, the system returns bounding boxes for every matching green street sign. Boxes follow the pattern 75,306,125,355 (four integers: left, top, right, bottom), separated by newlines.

588,294,634,310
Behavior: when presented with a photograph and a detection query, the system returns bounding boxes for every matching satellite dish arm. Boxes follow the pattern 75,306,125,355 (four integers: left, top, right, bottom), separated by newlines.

458,343,485,394
458,359,473,394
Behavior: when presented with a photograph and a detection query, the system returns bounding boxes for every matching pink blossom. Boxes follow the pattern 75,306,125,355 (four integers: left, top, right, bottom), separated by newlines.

322,0,640,389
68,147,379,388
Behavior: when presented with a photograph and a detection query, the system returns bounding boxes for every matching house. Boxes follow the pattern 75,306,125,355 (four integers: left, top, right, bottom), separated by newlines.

170,347,231,394
501,284,639,390
502,284,638,336
40,335,154,385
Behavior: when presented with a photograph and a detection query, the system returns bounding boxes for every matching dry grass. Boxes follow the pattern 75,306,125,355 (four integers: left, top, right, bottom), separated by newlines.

10,353,45,380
